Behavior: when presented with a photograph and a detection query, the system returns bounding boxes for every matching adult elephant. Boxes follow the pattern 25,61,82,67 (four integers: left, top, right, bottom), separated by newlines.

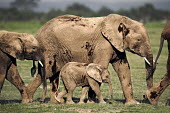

27,14,153,105
0,30,42,103
146,22,170,105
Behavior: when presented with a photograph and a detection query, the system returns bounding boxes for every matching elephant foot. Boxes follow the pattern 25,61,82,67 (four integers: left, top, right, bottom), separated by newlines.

50,91,61,104
87,100,95,103
21,98,30,104
50,97,60,104
26,87,34,103
55,96,65,104
99,101,107,104
145,90,158,105
66,101,74,104
78,101,85,104
21,87,30,103
125,99,140,105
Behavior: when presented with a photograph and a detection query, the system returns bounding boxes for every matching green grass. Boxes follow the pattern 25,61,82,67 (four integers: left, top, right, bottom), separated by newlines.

0,20,42,34
1,21,170,113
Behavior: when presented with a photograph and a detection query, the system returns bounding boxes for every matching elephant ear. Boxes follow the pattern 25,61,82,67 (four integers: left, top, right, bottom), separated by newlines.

86,63,103,83
101,14,129,52
0,32,23,59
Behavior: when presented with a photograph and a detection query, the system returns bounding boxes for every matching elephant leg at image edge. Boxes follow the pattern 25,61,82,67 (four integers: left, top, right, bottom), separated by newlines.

0,63,6,94
146,73,170,105
0,74,6,94
6,63,29,103
112,58,139,105
26,74,42,102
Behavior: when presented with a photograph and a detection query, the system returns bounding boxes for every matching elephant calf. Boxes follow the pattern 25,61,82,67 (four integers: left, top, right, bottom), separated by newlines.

0,30,42,103
55,62,113,104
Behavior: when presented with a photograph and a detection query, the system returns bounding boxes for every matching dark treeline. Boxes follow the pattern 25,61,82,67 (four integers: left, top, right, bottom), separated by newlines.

0,2,170,23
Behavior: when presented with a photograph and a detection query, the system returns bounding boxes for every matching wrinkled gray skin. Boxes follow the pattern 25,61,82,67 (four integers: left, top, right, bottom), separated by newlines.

27,14,153,105
0,30,40,103
145,22,170,105
55,62,113,104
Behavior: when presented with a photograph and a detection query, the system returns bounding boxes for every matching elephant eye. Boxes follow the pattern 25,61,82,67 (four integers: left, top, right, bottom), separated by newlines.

125,28,130,36
133,45,139,49
137,38,141,42
32,46,37,50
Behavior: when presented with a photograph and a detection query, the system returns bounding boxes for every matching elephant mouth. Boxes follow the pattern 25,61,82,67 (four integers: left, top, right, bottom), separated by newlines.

126,49,143,57
102,80,109,83
126,49,151,66
24,53,40,61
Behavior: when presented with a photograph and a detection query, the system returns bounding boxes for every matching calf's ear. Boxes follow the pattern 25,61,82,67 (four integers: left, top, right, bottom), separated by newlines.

0,33,23,59
86,63,102,83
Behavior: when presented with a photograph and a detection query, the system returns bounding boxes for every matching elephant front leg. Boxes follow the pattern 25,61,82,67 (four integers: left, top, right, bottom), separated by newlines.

88,79,106,104
112,58,139,105
66,85,76,104
27,74,42,102
146,73,170,105
6,63,29,103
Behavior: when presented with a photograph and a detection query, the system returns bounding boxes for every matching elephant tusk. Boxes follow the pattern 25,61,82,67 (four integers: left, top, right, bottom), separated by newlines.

38,60,43,67
144,57,151,66
153,60,158,64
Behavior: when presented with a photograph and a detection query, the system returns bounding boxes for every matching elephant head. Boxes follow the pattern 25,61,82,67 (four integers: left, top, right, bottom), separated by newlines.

101,14,153,88
0,31,41,61
86,63,113,98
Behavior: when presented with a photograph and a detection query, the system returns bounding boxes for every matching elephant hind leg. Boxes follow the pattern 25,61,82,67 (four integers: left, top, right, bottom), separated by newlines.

6,63,29,103
66,88,75,104
65,81,76,104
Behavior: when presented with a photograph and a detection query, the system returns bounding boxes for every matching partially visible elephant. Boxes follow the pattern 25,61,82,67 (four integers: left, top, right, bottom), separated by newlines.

0,30,42,103
27,14,153,105
146,22,170,105
55,62,113,104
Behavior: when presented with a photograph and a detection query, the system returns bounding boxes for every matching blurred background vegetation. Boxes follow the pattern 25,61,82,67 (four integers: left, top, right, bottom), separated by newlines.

0,0,170,23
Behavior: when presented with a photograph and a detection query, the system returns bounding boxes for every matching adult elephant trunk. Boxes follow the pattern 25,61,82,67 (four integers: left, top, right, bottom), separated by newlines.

145,36,168,105
145,49,154,89
145,36,164,89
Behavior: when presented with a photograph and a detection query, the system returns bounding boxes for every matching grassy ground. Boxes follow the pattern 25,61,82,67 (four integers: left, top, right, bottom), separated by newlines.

0,21,170,113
